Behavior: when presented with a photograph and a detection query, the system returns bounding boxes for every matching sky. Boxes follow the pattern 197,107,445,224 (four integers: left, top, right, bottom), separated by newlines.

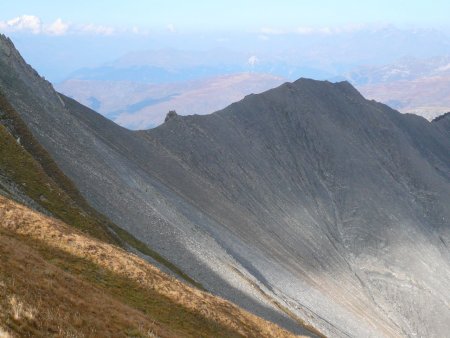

2,0,450,34
2,1,450,82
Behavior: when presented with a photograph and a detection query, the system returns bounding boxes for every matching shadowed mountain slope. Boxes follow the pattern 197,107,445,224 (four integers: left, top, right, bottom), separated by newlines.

1,34,449,337
0,34,309,338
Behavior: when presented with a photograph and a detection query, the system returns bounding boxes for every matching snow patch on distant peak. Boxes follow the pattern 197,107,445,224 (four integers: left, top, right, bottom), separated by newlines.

436,63,450,72
248,56,259,67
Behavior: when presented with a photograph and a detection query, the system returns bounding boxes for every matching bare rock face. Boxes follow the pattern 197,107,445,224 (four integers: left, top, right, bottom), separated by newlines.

164,110,178,123
1,34,450,337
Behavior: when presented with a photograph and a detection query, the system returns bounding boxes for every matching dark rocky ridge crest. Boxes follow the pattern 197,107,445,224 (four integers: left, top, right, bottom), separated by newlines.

1,35,450,337
164,110,178,123
433,112,450,139
432,111,450,125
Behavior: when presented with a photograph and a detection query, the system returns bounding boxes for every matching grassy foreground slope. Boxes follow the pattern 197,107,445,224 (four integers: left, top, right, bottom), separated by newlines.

0,195,302,338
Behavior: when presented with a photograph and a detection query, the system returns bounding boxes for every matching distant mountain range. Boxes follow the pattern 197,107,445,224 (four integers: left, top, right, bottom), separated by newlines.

347,56,450,119
11,25,450,84
56,48,327,129
347,56,450,85
57,47,450,128
57,73,286,128
65,48,334,83
2,33,450,337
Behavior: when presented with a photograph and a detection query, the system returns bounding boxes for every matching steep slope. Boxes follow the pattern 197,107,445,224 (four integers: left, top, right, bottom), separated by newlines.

0,104,304,338
143,81,450,337
0,90,119,244
0,34,313,335
0,83,201,289
1,34,450,337
0,35,310,337
0,195,300,338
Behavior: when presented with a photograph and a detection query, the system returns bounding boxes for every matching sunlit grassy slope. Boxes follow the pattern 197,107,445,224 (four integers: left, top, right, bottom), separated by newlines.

0,195,302,338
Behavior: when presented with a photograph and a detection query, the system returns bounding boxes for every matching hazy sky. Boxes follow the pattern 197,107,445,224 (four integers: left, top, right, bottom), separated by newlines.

2,1,450,82
2,0,450,34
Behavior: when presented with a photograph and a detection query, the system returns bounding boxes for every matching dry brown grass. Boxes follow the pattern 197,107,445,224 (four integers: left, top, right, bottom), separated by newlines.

7,295,36,321
0,326,11,338
0,195,308,337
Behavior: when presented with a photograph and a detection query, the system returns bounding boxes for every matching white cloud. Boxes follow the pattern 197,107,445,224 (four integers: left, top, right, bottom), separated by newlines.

260,27,284,35
78,24,115,35
296,26,315,35
318,27,333,35
166,23,176,33
127,25,150,36
131,26,140,34
0,15,42,34
45,18,69,36
0,15,117,36
248,55,259,67
437,63,450,72
258,24,367,37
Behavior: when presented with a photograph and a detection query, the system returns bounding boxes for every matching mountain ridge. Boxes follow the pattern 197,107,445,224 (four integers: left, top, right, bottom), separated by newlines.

56,72,287,129
1,34,450,337
0,33,310,337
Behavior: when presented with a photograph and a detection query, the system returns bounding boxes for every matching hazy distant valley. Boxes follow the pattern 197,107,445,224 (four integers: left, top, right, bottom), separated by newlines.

57,73,285,129
56,40,450,129
350,56,450,120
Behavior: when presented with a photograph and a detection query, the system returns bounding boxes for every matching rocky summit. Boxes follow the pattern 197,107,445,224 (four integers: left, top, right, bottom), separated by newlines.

1,34,450,337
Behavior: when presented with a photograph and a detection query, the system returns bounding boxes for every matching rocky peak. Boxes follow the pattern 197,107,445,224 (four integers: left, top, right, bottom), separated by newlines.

0,34,54,93
433,111,450,122
164,110,178,123
0,34,14,57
